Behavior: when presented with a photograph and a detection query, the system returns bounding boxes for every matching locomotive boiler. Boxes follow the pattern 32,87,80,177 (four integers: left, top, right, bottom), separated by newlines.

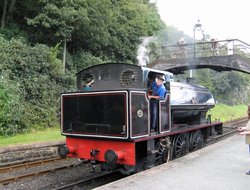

58,63,222,174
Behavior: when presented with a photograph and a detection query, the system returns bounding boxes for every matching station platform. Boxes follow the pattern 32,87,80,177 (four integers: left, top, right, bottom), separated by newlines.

95,135,250,190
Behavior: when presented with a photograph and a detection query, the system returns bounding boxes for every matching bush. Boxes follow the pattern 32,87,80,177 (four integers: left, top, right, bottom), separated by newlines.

0,24,28,42
73,50,104,72
0,79,26,136
0,36,75,136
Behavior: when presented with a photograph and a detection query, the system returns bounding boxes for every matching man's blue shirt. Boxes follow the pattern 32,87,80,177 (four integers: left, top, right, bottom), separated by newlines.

151,81,166,100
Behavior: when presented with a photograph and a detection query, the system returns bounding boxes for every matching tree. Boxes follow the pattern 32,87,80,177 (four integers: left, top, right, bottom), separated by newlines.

0,0,16,29
27,0,90,72
102,0,164,62
27,0,164,63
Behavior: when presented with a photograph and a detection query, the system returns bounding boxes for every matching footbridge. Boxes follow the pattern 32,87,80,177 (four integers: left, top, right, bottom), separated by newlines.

148,39,250,75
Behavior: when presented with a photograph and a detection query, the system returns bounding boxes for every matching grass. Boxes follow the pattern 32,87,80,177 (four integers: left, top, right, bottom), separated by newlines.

208,104,248,122
0,104,248,148
0,127,65,148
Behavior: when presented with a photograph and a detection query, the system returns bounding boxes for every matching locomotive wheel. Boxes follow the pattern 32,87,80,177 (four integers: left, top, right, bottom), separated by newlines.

173,133,189,158
155,147,171,165
155,137,172,165
189,130,205,152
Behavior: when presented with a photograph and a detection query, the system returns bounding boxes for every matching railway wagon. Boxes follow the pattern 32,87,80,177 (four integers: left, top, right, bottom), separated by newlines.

58,63,222,174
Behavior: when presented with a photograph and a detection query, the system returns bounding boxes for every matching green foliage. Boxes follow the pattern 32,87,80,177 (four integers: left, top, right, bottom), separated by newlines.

208,104,248,122
194,69,214,92
27,0,89,38
209,71,250,105
48,42,64,77
0,36,74,136
73,50,104,72
0,24,28,42
26,0,164,62
0,79,25,136
103,0,164,62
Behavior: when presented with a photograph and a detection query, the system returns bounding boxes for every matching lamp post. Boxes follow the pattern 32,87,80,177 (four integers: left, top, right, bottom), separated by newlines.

62,37,71,74
191,20,205,77
62,37,67,74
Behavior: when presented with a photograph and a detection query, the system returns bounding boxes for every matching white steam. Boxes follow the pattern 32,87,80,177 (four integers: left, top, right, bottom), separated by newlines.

137,36,154,66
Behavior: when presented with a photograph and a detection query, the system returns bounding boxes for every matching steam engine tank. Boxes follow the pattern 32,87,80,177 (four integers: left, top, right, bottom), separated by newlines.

170,81,215,124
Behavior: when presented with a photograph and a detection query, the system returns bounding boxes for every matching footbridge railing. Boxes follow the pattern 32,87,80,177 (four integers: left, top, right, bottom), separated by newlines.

155,39,250,60
149,39,250,74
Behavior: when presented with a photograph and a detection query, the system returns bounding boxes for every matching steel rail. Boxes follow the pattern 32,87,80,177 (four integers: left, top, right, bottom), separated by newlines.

0,162,76,185
52,171,121,190
0,157,63,173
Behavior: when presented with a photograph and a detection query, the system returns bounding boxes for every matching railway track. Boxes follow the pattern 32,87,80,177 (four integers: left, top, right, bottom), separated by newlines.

0,157,84,185
52,171,123,190
0,118,247,189
206,117,248,145
53,118,249,190
0,157,62,173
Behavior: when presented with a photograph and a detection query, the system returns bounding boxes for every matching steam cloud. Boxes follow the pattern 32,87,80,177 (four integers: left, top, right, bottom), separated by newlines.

137,36,155,66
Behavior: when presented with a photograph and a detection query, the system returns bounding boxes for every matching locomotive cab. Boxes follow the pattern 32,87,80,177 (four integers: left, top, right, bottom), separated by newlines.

61,63,172,139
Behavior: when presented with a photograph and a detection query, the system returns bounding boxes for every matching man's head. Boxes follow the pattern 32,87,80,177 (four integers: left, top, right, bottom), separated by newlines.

156,75,165,85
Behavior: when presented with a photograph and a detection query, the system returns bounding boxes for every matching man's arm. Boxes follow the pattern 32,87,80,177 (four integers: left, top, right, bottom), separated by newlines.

148,95,160,100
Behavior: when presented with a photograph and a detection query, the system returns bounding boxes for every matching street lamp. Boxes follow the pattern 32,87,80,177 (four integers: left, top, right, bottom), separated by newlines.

62,37,71,74
191,20,205,77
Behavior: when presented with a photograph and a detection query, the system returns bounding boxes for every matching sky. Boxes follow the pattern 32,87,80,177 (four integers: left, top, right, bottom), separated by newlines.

156,0,250,44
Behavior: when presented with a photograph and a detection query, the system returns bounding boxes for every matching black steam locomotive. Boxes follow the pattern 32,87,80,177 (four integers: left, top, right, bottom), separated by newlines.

58,63,222,174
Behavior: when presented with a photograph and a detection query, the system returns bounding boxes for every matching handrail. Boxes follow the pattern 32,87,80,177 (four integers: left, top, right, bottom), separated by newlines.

152,39,250,61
